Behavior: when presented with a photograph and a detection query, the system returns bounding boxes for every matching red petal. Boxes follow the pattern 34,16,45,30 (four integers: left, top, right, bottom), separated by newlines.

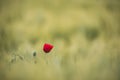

43,43,54,53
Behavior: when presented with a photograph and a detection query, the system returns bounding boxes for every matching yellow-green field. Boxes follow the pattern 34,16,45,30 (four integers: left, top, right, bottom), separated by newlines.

0,0,120,80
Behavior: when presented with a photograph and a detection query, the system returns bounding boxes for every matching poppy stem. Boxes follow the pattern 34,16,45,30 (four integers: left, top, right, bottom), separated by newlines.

44,54,48,64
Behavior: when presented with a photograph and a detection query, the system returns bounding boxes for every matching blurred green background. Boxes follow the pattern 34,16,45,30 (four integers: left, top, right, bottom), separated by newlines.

0,0,120,80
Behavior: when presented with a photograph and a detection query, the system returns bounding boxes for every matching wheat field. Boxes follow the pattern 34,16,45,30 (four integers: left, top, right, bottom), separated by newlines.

0,0,120,80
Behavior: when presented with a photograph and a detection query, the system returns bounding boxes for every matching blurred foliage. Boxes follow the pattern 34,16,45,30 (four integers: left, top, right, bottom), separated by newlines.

0,0,120,80
84,27,99,41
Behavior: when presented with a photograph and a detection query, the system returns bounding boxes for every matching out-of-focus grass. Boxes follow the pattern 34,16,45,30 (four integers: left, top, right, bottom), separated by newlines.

0,0,120,80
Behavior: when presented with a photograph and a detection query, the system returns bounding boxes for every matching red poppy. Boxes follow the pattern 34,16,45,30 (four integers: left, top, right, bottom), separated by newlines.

43,43,54,53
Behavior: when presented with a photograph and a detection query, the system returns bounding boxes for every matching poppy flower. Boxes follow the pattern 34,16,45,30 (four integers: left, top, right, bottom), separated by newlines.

43,43,54,53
